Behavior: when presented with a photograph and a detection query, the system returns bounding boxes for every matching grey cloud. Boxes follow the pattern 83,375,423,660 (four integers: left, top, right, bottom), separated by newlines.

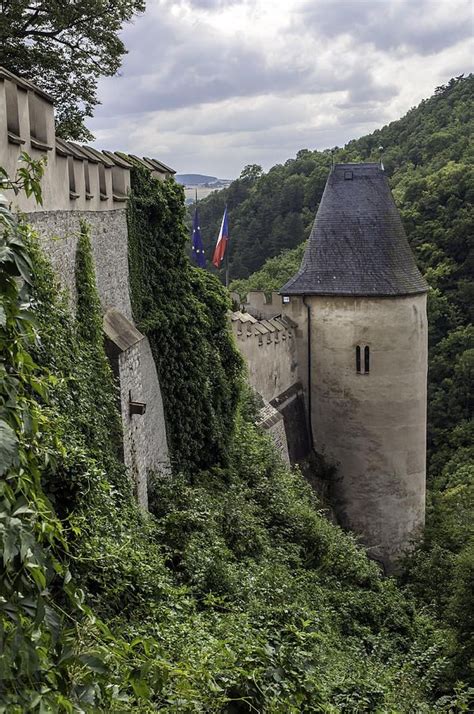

301,0,472,55
185,0,240,7
94,1,400,119
339,73,399,105
88,0,471,177
95,14,313,116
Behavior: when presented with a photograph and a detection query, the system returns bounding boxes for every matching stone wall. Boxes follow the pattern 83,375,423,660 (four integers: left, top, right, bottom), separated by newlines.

118,339,170,509
256,401,290,464
234,291,286,320
230,309,312,466
230,311,299,403
1,66,173,510
28,210,170,509
270,383,310,465
0,68,132,214
28,209,132,320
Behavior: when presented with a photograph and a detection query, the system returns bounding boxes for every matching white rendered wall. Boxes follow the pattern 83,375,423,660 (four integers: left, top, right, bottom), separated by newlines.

308,293,427,571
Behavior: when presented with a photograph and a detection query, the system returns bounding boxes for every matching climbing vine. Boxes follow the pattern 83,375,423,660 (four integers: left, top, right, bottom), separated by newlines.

0,171,118,711
126,165,243,474
0,167,173,710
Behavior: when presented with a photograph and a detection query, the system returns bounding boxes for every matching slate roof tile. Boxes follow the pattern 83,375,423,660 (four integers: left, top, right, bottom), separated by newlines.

281,163,428,297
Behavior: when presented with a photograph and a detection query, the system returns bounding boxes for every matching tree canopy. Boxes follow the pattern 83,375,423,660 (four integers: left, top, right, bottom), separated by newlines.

0,0,145,140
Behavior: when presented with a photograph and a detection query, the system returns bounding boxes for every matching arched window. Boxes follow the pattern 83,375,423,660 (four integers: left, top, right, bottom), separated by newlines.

364,346,370,374
356,345,361,373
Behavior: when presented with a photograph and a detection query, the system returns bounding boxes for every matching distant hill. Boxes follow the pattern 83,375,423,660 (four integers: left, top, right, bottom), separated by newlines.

178,174,233,205
176,173,218,185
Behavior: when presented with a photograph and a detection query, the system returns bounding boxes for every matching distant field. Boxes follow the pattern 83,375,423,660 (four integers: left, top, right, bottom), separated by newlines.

184,185,223,204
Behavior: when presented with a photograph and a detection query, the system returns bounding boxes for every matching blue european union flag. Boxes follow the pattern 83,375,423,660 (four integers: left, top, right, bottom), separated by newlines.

191,207,206,268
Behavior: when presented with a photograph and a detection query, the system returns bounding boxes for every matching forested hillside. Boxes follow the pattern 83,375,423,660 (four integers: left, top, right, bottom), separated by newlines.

225,76,474,688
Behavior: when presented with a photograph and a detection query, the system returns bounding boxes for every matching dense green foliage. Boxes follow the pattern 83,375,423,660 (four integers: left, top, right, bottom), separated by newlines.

0,0,145,140
3,159,472,709
127,164,243,474
0,189,146,710
231,242,306,298
0,166,76,710
223,77,474,687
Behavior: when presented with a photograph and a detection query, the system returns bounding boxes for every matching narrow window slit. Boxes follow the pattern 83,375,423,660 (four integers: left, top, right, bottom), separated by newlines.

356,345,361,373
364,346,370,374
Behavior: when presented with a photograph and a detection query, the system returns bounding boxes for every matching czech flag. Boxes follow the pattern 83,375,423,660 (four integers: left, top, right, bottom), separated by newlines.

212,207,229,268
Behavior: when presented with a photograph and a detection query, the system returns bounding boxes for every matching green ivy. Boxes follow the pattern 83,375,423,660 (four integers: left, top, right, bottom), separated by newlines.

126,165,243,474
0,178,118,711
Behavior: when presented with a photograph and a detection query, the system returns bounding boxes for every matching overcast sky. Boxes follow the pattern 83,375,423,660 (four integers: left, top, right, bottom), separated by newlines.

89,0,473,178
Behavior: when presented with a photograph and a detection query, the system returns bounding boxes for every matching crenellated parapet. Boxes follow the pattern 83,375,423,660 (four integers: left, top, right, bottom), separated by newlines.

231,290,287,320
0,66,175,214
230,308,310,465
230,308,299,403
230,310,295,348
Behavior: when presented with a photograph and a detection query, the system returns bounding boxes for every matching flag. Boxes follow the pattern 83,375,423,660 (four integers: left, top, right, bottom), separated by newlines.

212,207,229,268
191,207,206,268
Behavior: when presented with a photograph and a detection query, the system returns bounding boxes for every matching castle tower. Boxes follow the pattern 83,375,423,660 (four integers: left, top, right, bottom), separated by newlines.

281,163,428,572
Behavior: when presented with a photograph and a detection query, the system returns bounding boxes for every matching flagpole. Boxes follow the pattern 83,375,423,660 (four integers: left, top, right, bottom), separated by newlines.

225,245,230,289
224,204,230,288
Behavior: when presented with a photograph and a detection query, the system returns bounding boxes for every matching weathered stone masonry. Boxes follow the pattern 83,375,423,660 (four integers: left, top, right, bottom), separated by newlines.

230,308,310,465
28,210,132,320
1,66,173,507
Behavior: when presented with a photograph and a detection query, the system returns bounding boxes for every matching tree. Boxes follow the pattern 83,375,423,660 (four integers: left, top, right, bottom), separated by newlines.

0,0,145,140
239,164,263,183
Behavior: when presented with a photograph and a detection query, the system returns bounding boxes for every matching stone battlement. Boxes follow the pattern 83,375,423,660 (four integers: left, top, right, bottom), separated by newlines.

230,309,298,405
231,290,287,320
0,66,175,214
230,309,310,466
230,309,296,346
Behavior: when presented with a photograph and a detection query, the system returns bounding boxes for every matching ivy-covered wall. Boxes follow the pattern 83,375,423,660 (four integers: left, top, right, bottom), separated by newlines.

28,208,132,318
127,165,243,474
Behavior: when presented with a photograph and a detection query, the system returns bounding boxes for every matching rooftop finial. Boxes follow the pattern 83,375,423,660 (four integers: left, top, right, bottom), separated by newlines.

378,145,384,171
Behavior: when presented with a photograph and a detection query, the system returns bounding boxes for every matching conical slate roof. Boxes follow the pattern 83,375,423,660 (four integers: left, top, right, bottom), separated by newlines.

281,163,428,296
